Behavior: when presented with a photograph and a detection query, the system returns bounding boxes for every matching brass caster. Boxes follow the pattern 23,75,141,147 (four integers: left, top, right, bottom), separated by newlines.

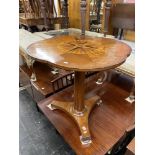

71,106,87,117
46,104,57,110
125,95,135,104
96,78,103,85
96,99,103,106
51,68,59,75
80,135,92,145
31,73,37,82
67,73,74,81
96,72,108,85
129,95,135,100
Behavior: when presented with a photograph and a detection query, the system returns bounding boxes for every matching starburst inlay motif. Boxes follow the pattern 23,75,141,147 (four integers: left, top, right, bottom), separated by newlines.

59,37,108,59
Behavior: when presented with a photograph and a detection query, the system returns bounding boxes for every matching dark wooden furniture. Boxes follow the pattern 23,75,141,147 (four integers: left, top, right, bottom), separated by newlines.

27,33,131,144
102,2,135,101
19,15,68,30
19,0,69,32
19,61,72,102
125,138,135,155
20,61,97,102
108,124,135,155
38,77,135,155
111,3,135,101
111,3,135,39
103,2,135,39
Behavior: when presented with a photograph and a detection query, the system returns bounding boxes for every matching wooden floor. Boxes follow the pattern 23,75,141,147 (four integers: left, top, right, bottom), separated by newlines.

38,75,135,155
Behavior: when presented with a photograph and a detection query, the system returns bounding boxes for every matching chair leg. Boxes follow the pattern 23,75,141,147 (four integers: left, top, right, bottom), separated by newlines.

107,70,113,82
36,103,43,113
125,79,135,103
129,82,135,100
28,26,33,32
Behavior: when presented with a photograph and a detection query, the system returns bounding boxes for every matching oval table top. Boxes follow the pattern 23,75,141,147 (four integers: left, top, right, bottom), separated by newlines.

27,35,131,72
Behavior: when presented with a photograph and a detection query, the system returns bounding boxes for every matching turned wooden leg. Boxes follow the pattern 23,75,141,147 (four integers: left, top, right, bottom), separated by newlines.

80,0,87,35
73,71,85,114
29,60,36,82
26,56,37,81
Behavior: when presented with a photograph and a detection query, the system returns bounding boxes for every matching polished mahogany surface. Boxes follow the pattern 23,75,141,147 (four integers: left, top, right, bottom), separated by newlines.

27,35,131,72
38,77,135,155
126,138,135,155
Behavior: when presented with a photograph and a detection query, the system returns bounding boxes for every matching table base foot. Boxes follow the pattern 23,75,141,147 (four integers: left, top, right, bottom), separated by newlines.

30,73,37,82
80,135,92,145
47,95,101,144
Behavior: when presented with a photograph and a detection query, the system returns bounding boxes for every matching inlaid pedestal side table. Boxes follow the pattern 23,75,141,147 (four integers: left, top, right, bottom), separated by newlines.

27,34,131,145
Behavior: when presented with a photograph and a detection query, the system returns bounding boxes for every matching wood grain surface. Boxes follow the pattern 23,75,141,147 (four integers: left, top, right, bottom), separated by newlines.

125,137,135,155
38,77,135,155
27,35,131,71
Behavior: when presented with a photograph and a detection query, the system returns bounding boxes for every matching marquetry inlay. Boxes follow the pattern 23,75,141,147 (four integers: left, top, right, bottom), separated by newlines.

27,35,131,71
27,34,132,145
59,37,108,58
